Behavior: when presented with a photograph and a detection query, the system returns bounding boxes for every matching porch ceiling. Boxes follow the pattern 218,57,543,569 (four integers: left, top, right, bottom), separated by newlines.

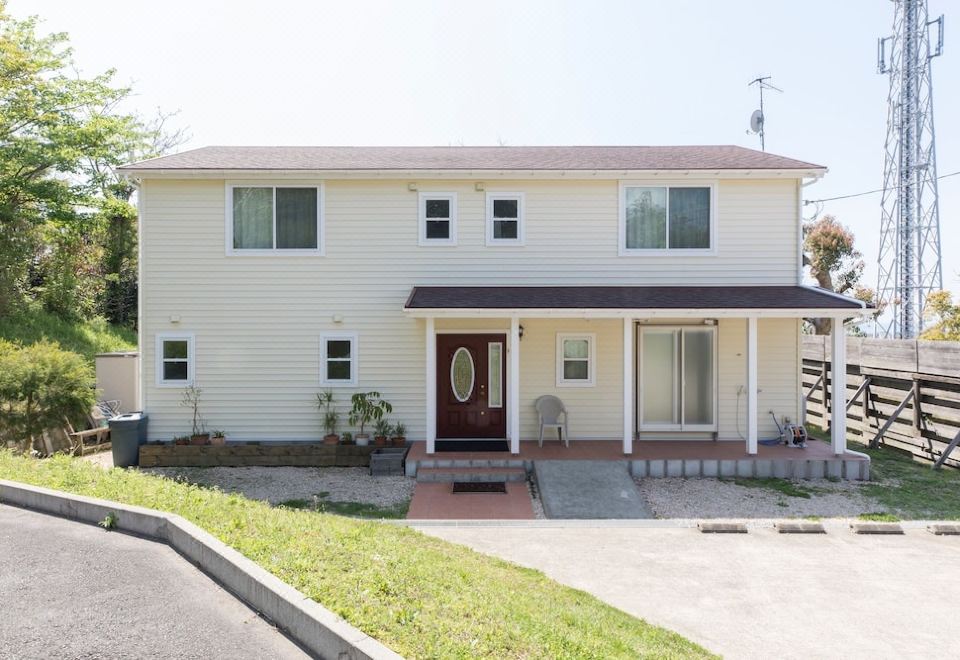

404,285,868,318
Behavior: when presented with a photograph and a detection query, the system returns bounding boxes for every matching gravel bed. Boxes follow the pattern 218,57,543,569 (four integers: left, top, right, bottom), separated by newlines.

527,477,545,520
144,466,414,506
636,477,882,519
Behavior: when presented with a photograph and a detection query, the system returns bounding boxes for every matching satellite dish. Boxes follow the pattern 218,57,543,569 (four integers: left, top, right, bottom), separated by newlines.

749,109,764,133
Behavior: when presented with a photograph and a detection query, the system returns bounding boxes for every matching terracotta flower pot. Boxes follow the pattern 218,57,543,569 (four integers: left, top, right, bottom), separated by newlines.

374,435,388,446
210,435,225,446
391,436,406,447
174,437,189,446
189,433,211,446
323,434,340,446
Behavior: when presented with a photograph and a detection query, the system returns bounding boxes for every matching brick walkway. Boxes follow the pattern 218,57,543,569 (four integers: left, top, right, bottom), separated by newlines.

406,482,535,519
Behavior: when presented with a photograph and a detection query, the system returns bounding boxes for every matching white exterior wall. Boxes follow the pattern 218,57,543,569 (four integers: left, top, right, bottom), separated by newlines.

140,177,801,442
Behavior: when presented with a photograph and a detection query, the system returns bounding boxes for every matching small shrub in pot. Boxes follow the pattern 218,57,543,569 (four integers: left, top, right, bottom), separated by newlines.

317,391,340,445
391,422,406,447
348,391,392,447
373,419,391,446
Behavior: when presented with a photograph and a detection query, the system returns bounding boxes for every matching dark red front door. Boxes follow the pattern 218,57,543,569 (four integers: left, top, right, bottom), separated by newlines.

437,334,506,438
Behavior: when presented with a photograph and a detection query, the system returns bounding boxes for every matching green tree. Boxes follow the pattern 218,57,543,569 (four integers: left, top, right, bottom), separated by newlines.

803,215,876,334
0,340,95,453
0,2,185,320
920,291,960,341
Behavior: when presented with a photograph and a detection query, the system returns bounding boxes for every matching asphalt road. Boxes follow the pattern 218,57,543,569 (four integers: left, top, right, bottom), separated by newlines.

0,504,308,660
419,522,960,659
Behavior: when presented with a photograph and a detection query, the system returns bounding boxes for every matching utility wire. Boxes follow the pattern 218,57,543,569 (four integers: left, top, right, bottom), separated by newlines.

803,169,960,205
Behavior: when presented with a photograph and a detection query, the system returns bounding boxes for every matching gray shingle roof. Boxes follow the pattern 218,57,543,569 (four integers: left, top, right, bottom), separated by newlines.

404,286,865,310
120,145,824,172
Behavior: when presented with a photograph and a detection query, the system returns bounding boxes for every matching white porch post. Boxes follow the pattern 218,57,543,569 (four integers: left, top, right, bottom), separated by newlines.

831,318,847,455
509,316,521,454
425,317,436,454
622,317,634,455
746,316,758,455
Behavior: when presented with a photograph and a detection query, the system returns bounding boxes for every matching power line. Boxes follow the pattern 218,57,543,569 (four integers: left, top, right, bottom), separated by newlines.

803,169,960,206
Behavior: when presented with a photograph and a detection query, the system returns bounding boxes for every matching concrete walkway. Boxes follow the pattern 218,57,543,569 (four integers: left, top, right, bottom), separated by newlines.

534,460,652,518
0,504,307,659
417,523,960,659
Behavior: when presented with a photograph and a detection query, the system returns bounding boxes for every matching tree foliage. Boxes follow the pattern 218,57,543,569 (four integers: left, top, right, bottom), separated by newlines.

803,215,875,335
0,339,95,453
920,291,960,341
0,1,185,322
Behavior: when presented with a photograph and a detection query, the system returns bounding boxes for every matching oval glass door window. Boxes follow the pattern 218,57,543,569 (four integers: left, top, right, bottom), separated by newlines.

450,347,475,402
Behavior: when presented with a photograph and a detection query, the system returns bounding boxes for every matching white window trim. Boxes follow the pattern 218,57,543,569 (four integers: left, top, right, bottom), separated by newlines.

637,325,718,432
319,332,358,387
618,181,718,257
556,333,596,387
485,192,525,246
156,332,195,388
225,182,325,256
418,192,458,246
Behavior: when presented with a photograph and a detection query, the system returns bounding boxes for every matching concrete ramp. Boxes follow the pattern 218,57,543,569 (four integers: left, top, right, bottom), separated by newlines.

534,461,653,519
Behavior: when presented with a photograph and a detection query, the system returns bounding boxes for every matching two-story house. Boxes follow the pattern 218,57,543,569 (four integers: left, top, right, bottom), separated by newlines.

120,146,870,478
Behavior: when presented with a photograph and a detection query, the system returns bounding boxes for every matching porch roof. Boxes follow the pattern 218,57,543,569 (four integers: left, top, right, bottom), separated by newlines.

404,285,868,317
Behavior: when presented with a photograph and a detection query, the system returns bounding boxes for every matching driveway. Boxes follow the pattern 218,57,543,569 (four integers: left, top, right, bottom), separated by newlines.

417,523,960,659
0,504,307,660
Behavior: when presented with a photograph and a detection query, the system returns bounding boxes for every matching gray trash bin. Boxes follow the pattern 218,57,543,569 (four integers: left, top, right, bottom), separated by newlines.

108,413,148,468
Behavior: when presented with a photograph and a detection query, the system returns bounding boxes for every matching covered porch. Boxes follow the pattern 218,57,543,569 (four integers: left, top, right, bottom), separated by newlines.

405,284,870,470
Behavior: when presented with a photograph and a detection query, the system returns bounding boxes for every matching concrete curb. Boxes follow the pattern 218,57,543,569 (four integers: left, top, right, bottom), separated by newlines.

0,480,402,660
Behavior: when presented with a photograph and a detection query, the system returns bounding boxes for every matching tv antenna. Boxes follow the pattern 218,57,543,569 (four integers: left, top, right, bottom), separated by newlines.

747,76,782,151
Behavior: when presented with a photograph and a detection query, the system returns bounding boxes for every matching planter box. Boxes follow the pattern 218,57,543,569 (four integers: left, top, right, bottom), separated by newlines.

369,446,409,476
139,443,377,468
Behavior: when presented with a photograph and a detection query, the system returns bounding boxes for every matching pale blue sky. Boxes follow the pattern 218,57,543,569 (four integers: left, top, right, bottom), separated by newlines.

15,0,959,297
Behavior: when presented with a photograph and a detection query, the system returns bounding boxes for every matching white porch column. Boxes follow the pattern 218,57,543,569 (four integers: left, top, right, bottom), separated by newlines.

622,317,634,455
831,319,847,455
425,317,436,454
746,316,758,455
509,316,521,454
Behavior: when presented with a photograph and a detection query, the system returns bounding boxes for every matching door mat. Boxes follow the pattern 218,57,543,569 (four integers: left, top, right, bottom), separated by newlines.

452,482,508,494
435,440,509,453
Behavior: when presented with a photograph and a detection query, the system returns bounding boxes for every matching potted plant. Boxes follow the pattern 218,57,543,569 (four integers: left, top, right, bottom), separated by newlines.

210,429,226,445
317,391,340,445
390,422,406,447
179,385,209,445
173,434,190,446
373,419,391,446
348,391,392,447
341,431,354,445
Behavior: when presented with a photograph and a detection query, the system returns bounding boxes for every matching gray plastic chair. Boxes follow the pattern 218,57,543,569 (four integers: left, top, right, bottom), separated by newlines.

534,395,569,448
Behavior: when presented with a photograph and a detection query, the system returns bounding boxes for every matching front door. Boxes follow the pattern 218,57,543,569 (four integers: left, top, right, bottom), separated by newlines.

437,334,506,438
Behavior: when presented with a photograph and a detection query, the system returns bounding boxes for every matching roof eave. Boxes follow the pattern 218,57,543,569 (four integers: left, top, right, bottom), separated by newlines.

118,167,827,180
401,307,869,319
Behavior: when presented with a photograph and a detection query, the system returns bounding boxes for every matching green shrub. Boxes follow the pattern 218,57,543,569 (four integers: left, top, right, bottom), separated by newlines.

0,340,96,453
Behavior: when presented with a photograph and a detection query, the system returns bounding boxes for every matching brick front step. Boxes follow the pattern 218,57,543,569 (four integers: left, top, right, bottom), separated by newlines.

416,466,527,483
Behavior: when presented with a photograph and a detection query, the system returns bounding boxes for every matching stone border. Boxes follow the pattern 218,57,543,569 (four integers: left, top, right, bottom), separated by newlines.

0,480,401,660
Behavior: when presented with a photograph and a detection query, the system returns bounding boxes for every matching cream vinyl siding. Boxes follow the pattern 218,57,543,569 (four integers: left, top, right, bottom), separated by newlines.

140,177,801,441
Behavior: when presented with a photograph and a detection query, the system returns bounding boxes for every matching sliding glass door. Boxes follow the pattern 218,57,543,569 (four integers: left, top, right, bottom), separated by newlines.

639,326,716,431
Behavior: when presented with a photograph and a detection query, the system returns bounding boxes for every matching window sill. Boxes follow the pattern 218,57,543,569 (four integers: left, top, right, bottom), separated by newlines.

618,248,716,257
556,380,595,388
417,240,458,247
156,380,193,388
226,249,325,257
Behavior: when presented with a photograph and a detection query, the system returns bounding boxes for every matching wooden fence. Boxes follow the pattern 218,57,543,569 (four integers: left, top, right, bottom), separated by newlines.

802,336,960,469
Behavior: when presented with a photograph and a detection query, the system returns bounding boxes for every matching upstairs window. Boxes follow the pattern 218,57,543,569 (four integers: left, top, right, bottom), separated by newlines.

621,184,714,254
486,193,525,245
228,185,323,254
418,193,457,245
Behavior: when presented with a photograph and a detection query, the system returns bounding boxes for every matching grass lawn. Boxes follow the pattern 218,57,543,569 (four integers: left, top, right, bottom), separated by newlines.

807,429,960,520
0,304,136,364
0,453,713,659
278,495,410,519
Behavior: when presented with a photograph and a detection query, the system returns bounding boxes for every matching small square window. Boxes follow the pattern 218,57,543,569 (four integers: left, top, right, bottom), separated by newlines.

320,333,358,386
156,334,194,386
486,193,525,245
557,333,595,387
418,193,457,246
